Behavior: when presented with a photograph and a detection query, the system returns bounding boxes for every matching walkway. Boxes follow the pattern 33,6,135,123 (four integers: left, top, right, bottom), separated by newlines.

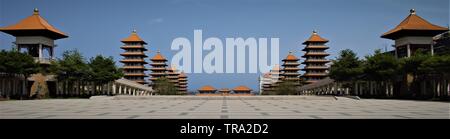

1,96,448,119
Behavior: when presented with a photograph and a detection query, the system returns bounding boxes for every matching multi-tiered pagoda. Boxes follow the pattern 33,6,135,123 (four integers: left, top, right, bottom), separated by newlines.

119,30,148,84
281,51,301,86
149,51,168,85
301,31,330,84
178,72,188,94
166,66,180,90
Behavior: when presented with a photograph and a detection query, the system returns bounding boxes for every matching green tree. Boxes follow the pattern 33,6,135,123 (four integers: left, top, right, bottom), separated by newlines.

49,49,89,96
273,81,297,95
363,49,400,97
87,55,123,95
399,50,432,97
0,50,39,98
419,54,450,99
329,49,363,95
153,77,178,95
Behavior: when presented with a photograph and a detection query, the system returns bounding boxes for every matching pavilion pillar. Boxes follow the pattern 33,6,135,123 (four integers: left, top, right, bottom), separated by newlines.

39,44,43,59
430,43,434,56
406,44,411,57
118,85,122,95
112,83,116,95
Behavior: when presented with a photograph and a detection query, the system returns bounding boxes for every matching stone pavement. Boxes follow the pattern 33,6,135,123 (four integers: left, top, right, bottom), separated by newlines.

0,96,449,119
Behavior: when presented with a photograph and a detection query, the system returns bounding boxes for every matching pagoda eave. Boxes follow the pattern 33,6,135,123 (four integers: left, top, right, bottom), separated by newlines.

0,29,68,40
381,29,449,40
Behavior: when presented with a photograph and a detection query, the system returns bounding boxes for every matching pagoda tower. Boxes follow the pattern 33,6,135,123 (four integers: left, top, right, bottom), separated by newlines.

0,8,68,66
301,31,330,84
381,9,449,58
149,50,168,85
268,65,283,90
178,72,188,94
260,72,273,94
119,30,148,84
166,66,180,90
281,51,301,86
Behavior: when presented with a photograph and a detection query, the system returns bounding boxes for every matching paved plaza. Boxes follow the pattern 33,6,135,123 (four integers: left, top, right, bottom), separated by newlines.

0,96,449,119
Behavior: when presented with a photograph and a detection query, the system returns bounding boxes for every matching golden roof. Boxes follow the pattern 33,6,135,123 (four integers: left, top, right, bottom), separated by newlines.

271,64,281,71
303,31,329,45
178,72,187,78
233,86,252,92
151,51,167,61
0,8,68,39
198,85,216,91
381,9,449,39
121,30,147,44
283,51,299,61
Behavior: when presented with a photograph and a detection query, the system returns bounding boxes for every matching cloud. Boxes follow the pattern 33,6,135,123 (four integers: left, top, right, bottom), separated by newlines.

149,18,164,25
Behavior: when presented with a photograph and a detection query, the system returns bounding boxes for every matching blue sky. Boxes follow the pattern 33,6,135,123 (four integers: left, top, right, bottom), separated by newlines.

1,0,448,91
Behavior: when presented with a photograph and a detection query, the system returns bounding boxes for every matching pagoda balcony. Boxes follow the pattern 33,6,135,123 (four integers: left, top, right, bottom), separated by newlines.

150,67,167,71
303,73,328,77
34,57,54,65
167,76,179,79
283,67,300,71
123,65,146,69
121,45,147,50
120,59,147,63
282,72,299,75
120,52,147,56
303,66,329,70
149,72,166,75
282,63,301,66
303,52,330,56
302,46,329,51
150,63,167,66
124,73,147,76
283,77,300,80
302,59,330,63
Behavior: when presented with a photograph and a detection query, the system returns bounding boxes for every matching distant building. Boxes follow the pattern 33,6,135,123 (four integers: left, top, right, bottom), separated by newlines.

381,9,449,58
281,51,301,86
219,88,231,95
260,72,272,93
178,72,188,94
259,65,283,94
197,85,217,94
232,86,252,94
149,51,168,86
301,31,330,84
433,31,450,55
166,66,180,91
119,30,148,84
